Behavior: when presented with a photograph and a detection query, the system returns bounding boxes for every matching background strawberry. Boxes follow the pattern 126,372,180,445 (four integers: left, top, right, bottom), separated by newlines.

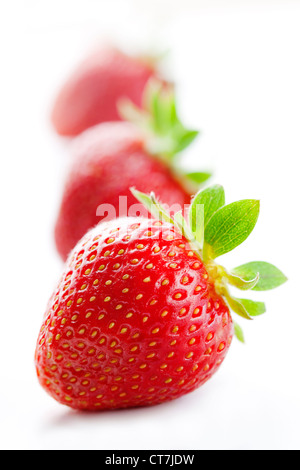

51,45,161,136
54,81,210,260
35,185,286,411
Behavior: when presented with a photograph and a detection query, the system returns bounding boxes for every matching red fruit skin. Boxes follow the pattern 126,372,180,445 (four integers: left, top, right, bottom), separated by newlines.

55,122,191,261
36,217,234,411
51,46,157,136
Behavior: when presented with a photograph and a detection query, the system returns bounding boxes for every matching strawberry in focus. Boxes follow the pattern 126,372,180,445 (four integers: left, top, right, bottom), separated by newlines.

54,81,210,260
35,185,287,411
51,46,160,136
37,217,232,410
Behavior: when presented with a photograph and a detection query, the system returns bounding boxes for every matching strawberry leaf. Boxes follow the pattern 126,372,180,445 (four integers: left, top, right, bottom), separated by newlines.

224,293,265,320
224,293,253,320
204,199,260,259
232,261,287,291
173,211,194,242
234,321,245,343
119,78,199,160
130,189,173,224
183,171,212,186
175,130,199,153
193,184,225,229
237,298,266,317
225,270,260,291
145,80,173,134
189,197,205,246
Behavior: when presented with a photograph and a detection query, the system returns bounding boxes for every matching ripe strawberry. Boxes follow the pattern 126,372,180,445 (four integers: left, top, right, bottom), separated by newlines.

35,185,286,411
54,81,210,260
51,45,161,136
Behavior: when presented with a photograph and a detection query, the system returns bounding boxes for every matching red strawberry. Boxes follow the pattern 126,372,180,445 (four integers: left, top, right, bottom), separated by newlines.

51,46,160,136
35,185,286,411
54,81,210,260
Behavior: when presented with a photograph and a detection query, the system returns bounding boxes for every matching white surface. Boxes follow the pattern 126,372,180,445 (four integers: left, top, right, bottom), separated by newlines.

0,0,299,450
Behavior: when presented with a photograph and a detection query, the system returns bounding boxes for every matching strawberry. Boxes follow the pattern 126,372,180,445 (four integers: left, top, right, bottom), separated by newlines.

35,185,286,411
51,45,161,136
54,81,210,260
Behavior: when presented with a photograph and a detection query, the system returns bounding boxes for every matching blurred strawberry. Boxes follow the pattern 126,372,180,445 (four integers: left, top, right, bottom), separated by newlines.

51,46,161,136
55,81,211,260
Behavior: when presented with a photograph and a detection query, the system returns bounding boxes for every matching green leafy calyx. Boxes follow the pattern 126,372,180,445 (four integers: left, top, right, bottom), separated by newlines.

119,79,211,192
131,185,287,342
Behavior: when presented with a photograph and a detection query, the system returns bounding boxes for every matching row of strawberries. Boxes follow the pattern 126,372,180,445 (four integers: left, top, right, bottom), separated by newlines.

35,46,286,411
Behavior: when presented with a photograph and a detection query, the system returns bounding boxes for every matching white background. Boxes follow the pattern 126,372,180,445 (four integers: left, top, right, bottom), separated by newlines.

0,0,299,450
